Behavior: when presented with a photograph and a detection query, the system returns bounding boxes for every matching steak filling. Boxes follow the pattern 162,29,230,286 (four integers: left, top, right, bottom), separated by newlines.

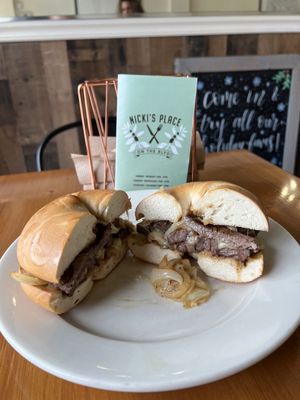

54,221,131,296
137,217,259,263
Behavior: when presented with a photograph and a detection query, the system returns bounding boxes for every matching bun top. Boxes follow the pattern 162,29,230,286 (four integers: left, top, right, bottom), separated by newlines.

135,181,269,231
17,190,131,283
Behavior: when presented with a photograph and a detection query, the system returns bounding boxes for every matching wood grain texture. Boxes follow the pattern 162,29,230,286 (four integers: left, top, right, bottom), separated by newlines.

149,37,185,75
0,78,26,173
0,150,299,400
185,35,208,57
0,168,80,254
257,33,300,55
67,39,124,117
207,35,228,56
40,41,80,169
126,38,151,74
1,34,300,175
0,46,6,80
0,125,26,173
2,42,53,146
0,80,14,125
227,34,258,55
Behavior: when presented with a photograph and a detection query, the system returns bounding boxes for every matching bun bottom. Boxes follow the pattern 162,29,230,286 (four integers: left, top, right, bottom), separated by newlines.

21,238,128,314
195,251,263,283
128,235,263,283
21,277,94,314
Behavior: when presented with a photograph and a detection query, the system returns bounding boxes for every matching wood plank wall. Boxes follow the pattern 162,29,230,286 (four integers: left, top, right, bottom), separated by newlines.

0,33,299,175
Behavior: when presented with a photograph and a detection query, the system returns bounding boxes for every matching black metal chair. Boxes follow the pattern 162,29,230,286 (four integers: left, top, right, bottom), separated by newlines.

36,117,116,171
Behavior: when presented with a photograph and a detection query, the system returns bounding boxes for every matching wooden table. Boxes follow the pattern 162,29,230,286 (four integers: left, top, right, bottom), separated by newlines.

0,150,299,400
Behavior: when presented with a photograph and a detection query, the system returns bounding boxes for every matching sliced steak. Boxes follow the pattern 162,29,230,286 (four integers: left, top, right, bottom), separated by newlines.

175,233,215,254
137,216,259,263
166,217,259,263
55,223,113,296
58,246,96,296
167,229,188,245
218,247,251,261
184,217,258,251
96,223,113,249
152,220,172,233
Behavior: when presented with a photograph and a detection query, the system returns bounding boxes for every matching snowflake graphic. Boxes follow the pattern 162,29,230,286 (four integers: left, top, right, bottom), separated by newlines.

277,103,286,112
157,125,187,155
197,81,205,90
123,122,149,152
253,77,261,87
272,70,291,90
224,76,233,86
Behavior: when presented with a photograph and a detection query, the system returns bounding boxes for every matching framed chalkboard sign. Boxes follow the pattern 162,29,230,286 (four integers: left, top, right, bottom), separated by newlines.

175,55,300,173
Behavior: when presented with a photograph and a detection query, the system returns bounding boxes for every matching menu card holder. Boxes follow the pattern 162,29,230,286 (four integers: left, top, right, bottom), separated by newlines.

75,77,203,190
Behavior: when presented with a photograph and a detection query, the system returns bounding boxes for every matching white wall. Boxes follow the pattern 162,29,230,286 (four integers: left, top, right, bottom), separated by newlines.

143,0,260,13
190,0,260,12
262,0,300,12
142,0,192,13
14,0,75,16
77,0,119,15
3,1,293,18
142,0,171,13
170,0,190,12
0,0,15,16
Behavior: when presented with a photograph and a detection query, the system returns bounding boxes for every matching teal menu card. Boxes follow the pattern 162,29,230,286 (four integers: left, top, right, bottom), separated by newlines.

115,74,197,191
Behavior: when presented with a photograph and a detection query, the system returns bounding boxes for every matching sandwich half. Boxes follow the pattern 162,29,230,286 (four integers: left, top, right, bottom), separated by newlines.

128,182,269,283
12,189,132,314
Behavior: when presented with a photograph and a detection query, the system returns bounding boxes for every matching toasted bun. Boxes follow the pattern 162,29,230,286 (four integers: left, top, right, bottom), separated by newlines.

17,195,97,283
128,235,181,264
18,238,127,314
136,182,269,231
75,189,131,223
195,251,264,283
17,190,131,283
20,277,94,314
92,238,128,280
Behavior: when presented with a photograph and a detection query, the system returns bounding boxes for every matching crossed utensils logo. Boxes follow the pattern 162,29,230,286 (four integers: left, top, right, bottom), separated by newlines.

123,122,187,156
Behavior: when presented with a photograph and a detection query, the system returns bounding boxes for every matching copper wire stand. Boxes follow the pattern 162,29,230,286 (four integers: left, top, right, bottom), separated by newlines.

78,77,198,190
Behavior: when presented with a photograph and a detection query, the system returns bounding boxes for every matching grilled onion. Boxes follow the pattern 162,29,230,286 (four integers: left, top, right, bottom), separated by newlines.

151,268,183,285
150,256,210,308
11,271,48,286
148,231,167,247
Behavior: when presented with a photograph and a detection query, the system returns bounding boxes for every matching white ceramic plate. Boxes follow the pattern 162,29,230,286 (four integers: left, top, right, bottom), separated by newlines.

0,190,300,392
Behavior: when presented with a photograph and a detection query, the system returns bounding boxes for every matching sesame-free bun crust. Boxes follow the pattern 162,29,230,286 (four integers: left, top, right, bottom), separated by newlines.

17,190,131,284
75,189,131,223
17,195,97,284
133,182,267,282
136,181,269,231
195,251,263,283
20,277,94,314
19,239,128,314
16,189,131,313
19,237,128,314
